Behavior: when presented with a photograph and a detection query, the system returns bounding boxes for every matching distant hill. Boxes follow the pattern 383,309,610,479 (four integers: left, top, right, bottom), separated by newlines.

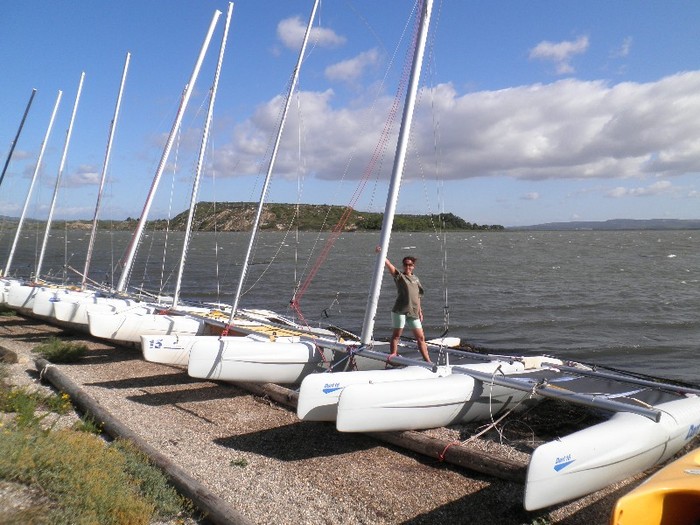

509,219,700,231
2,203,504,232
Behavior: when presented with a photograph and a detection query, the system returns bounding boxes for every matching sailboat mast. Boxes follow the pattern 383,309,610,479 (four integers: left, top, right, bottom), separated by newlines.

3,90,63,277
0,88,37,189
35,72,86,283
173,2,233,307
116,10,222,293
360,0,433,345
228,0,320,321
81,53,131,290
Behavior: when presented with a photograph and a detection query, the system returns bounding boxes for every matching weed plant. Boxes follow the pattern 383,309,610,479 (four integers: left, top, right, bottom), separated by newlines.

0,366,193,523
33,336,87,363
72,415,103,435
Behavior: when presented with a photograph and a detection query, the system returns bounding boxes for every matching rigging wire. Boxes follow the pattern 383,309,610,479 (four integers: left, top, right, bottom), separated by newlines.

289,2,423,322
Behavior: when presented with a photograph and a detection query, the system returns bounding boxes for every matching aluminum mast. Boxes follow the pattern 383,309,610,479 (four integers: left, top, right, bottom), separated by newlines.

81,53,131,290
228,0,320,321
173,3,234,306
360,0,433,345
116,10,222,293
3,91,62,277
35,72,85,283
0,88,37,188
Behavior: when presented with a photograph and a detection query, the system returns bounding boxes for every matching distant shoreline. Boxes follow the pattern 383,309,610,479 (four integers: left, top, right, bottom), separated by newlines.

508,218,700,231
0,202,504,232
4,212,699,232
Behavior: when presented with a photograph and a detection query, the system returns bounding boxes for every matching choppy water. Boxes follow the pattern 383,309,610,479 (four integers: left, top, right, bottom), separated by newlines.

2,227,699,384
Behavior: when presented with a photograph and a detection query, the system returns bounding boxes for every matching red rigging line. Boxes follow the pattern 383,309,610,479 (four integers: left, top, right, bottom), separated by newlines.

291,3,427,320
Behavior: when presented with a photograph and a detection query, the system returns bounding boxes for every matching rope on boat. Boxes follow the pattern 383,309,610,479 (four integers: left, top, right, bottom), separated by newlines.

438,363,541,462
288,4,421,325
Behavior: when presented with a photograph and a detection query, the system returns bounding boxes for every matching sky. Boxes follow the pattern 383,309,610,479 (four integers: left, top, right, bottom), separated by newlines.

1,0,700,228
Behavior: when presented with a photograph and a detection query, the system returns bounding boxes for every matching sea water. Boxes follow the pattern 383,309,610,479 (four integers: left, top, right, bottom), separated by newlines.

3,227,699,384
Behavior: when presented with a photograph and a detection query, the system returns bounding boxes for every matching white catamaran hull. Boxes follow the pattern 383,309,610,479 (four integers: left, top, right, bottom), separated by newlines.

89,308,205,343
141,323,270,365
142,330,456,368
5,282,41,312
524,395,700,510
334,360,537,432
0,278,11,305
297,365,449,421
187,336,330,384
142,334,199,366
31,287,93,318
31,287,61,318
52,295,139,326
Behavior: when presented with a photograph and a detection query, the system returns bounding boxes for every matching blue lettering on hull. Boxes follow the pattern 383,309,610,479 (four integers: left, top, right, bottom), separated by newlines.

322,383,342,395
553,454,575,472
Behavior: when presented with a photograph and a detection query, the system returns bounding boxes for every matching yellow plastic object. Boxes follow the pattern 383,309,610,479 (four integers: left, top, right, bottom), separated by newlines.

611,447,700,525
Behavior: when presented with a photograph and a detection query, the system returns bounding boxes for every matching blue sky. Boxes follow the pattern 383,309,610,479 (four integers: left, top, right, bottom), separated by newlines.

1,0,700,228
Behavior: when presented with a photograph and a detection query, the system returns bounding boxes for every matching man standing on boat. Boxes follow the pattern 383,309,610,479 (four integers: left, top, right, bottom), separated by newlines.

379,248,431,363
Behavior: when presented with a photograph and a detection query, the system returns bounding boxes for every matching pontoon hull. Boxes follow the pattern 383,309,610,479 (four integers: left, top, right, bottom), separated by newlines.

524,396,700,511
89,309,205,342
187,337,327,384
297,365,446,421
5,282,40,312
335,360,535,432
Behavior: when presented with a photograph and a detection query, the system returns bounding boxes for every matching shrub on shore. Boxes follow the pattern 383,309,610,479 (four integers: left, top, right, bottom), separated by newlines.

0,363,194,524
33,336,87,363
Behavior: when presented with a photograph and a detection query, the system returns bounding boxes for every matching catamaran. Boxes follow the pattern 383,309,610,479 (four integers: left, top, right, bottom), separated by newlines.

284,1,700,513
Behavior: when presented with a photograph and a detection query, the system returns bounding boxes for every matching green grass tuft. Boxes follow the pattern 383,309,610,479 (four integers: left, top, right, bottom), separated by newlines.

72,415,103,435
33,337,87,363
112,439,193,520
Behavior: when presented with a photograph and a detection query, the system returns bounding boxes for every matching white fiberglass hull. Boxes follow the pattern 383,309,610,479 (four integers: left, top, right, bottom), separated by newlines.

5,282,40,312
187,336,327,384
31,287,62,317
142,334,199,366
297,365,447,421
32,287,93,318
0,278,10,305
141,314,341,367
524,395,700,510
89,309,205,343
52,295,138,326
334,360,535,433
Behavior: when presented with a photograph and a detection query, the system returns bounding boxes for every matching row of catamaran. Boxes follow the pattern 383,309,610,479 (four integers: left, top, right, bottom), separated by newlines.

2,0,699,514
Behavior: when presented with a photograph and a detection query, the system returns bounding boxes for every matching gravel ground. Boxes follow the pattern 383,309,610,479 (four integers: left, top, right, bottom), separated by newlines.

0,313,654,524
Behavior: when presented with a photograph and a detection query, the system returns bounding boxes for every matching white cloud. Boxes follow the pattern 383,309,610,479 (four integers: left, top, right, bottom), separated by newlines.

605,180,674,198
325,49,380,83
213,71,700,188
64,165,101,187
522,192,540,200
529,36,589,74
277,16,345,51
611,37,633,58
